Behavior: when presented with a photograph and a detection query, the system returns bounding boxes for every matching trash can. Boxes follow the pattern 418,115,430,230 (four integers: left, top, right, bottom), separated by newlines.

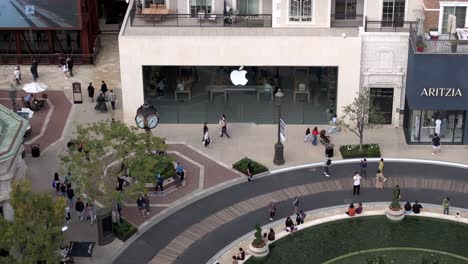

325,143,334,158
31,144,40,158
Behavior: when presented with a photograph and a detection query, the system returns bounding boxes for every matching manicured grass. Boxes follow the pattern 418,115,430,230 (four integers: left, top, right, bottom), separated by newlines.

233,157,268,175
114,218,138,242
339,144,381,159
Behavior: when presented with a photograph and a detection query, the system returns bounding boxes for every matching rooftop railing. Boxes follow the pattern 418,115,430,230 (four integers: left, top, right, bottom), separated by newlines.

330,14,364,28
364,17,413,32
409,23,468,54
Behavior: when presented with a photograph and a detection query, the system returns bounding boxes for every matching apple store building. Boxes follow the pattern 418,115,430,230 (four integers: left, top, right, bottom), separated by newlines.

142,66,338,124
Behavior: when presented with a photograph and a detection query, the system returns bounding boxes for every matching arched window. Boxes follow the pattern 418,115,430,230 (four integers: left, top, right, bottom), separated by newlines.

289,0,312,22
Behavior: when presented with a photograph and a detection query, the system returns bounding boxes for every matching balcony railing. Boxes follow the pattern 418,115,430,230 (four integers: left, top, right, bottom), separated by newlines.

330,14,364,27
364,17,413,32
130,4,272,28
409,23,468,54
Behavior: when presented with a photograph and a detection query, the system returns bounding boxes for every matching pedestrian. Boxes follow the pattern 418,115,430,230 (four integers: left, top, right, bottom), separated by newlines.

75,197,85,221
443,197,450,215
62,63,69,79
59,183,67,197
268,201,276,221
14,66,21,85
87,82,95,102
53,172,60,193
285,216,296,232
86,202,95,225
296,210,306,225
66,57,74,77
246,162,254,183
136,196,145,217
328,114,338,133
101,80,108,95
432,133,441,155
345,203,356,216
412,200,423,214
143,194,150,216
379,158,385,173
155,173,164,191
202,122,208,143
375,170,386,191
65,205,71,224
64,172,72,184
323,157,332,177
312,127,319,145
353,172,362,195
219,114,230,138
30,60,38,81
173,173,182,188
360,159,367,179
66,184,75,207
304,128,311,142
292,196,299,214
204,130,211,148
108,89,117,110
175,162,185,182
267,228,275,241
95,93,108,112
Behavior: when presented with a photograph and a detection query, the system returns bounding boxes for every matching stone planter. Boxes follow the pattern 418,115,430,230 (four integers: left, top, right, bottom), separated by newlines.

249,242,269,258
385,206,405,222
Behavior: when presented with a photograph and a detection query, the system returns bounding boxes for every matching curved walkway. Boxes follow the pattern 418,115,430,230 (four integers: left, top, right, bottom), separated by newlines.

113,160,468,264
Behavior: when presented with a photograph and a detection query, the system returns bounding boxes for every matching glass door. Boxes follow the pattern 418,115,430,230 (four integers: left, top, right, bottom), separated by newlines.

382,0,405,27
335,0,357,20
237,0,259,15
190,0,212,16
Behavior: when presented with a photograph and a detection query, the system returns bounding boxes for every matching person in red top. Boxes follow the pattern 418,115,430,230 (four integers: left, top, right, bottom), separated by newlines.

312,127,319,145
346,203,356,216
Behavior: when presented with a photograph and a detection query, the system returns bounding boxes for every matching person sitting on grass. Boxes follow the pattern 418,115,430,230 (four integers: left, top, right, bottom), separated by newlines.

345,203,356,216
355,202,363,214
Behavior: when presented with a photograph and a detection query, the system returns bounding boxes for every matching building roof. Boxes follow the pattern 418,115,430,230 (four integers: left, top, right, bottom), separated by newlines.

0,104,28,161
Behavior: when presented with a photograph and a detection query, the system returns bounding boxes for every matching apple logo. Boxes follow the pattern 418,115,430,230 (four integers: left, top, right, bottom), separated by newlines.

230,66,248,86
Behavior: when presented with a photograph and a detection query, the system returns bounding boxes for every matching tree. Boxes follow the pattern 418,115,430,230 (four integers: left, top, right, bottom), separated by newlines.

338,90,385,152
60,120,170,217
0,180,66,264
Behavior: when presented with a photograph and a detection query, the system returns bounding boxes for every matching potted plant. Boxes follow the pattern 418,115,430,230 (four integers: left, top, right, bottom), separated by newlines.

385,185,405,221
248,224,269,257
416,40,426,52
451,39,458,53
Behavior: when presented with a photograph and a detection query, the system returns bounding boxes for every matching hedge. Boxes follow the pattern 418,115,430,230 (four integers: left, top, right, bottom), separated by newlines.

114,218,138,242
339,144,381,159
233,157,268,175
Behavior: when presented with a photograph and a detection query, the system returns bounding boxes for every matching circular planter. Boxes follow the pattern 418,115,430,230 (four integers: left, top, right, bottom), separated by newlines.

385,206,405,222
249,242,269,258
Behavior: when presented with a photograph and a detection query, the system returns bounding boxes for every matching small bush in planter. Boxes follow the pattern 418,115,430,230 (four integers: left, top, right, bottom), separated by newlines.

128,155,175,183
339,144,381,159
114,218,138,242
251,224,266,248
233,158,268,175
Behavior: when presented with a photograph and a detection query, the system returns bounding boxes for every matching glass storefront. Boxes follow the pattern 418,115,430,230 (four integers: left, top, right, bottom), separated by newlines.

143,66,338,124
406,109,465,143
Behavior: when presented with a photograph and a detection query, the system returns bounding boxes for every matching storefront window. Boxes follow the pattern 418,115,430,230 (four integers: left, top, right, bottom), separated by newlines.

408,109,465,143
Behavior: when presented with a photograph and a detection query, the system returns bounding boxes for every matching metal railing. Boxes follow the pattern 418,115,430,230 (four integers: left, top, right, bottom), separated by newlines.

408,23,468,54
0,53,95,65
330,14,364,27
364,17,413,32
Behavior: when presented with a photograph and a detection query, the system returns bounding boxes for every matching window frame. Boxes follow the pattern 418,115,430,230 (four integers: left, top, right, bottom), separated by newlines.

381,0,405,27
288,0,314,23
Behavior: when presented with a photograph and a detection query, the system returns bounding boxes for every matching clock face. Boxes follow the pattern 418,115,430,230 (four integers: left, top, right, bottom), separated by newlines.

147,114,159,129
135,114,145,129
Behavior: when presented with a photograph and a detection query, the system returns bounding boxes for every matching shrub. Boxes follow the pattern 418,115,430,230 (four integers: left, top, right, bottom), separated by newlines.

339,144,381,159
128,155,175,183
114,218,138,242
233,157,268,175
252,224,265,248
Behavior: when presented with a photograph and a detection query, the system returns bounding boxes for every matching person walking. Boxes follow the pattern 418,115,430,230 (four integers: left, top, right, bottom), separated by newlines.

219,114,230,138
173,173,182,189
86,202,96,225
75,197,85,221
155,173,164,191
175,162,185,182
136,197,145,217
323,157,332,177
292,196,299,214
87,82,95,102
143,194,150,216
204,130,211,148
66,57,74,77
304,128,311,142
62,63,69,79
101,80,108,95
53,172,60,193
66,184,75,207
375,170,386,191
202,123,208,143
432,133,441,155
379,158,385,173
65,205,71,224
30,60,38,81
443,197,450,215
268,201,276,221
14,66,21,86
108,90,117,110
353,172,362,195
246,162,254,183
360,159,368,179
312,127,319,146
328,114,338,133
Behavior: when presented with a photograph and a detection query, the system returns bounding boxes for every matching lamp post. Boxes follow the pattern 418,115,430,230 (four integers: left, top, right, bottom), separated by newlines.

273,89,285,165
61,225,69,249
8,85,17,111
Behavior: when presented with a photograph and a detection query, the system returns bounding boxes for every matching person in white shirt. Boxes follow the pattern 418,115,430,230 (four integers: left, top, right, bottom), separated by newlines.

328,114,338,133
14,66,21,85
353,172,362,195
62,64,69,79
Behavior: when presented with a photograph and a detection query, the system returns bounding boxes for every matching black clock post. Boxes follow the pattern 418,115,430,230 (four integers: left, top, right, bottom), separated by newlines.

135,104,159,132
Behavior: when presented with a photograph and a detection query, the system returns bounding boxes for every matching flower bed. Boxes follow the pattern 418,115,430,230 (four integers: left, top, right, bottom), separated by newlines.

339,144,381,159
233,158,268,175
114,218,138,242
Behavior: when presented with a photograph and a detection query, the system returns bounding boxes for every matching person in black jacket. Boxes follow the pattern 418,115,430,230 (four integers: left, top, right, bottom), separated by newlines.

75,198,85,221
101,80,108,95
412,200,423,214
66,57,74,77
88,82,95,102
66,185,75,207
30,60,38,81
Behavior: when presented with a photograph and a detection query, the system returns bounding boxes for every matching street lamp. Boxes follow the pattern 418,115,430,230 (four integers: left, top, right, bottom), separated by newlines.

8,85,17,111
273,89,285,165
61,225,69,249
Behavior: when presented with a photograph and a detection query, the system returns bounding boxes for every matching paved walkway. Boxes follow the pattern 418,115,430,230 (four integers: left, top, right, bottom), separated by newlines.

113,160,468,264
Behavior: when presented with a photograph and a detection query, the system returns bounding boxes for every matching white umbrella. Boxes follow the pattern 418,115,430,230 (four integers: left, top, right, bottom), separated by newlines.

448,14,456,39
22,82,48,94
